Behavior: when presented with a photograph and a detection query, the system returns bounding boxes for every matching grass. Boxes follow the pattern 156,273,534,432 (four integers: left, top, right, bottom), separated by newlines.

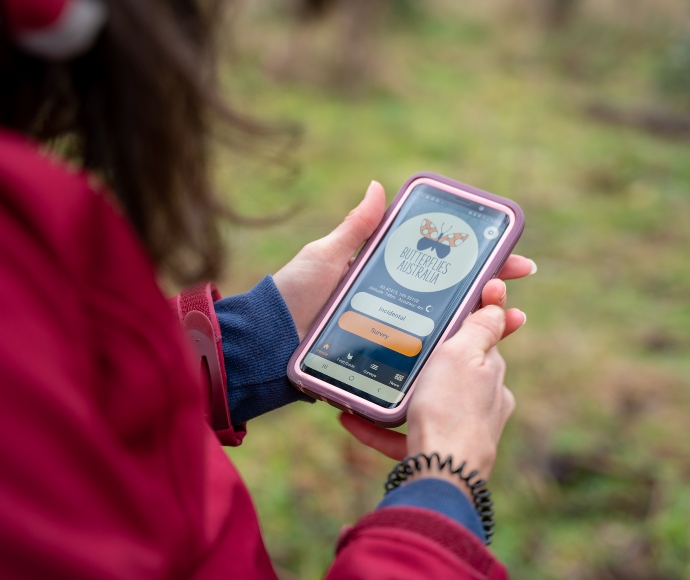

214,4,690,578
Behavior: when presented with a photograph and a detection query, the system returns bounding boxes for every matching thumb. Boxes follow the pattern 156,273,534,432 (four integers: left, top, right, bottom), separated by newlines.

320,181,387,261
449,305,506,356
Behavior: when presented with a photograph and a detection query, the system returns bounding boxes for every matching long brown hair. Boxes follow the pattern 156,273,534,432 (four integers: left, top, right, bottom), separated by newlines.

0,0,264,284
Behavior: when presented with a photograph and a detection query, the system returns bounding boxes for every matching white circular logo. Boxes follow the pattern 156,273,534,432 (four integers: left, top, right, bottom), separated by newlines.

484,226,499,240
384,212,479,292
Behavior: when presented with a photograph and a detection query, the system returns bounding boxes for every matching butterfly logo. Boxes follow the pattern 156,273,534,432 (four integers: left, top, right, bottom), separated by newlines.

417,218,468,259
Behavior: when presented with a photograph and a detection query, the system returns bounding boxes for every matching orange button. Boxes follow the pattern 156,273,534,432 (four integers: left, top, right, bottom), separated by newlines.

338,311,423,357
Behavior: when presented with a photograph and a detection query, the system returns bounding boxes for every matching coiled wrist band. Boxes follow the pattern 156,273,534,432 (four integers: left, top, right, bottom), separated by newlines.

384,452,495,545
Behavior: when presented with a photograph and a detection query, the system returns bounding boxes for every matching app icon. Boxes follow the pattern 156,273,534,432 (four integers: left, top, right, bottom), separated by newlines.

346,353,353,360
370,364,379,370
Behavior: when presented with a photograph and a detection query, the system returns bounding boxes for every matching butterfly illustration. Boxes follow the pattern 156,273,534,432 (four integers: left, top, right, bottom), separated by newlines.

417,218,468,259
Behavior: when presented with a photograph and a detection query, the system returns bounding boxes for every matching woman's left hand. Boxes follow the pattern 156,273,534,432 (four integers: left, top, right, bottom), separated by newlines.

273,180,536,341
273,180,388,340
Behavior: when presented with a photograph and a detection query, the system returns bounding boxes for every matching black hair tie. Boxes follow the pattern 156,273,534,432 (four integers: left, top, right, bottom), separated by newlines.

384,452,495,545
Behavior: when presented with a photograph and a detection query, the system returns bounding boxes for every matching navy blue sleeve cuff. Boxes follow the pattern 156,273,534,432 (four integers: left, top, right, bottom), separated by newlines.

376,478,486,542
214,275,313,425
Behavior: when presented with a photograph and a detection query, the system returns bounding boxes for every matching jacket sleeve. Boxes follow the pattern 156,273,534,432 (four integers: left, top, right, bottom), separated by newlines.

376,478,487,542
213,275,313,425
172,275,313,446
326,507,508,580
169,276,314,446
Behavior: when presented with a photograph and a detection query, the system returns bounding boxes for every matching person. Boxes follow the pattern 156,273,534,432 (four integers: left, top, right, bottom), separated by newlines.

0,0,536,578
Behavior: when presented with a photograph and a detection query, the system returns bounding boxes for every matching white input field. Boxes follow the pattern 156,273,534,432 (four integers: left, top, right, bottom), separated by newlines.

351,292,435,337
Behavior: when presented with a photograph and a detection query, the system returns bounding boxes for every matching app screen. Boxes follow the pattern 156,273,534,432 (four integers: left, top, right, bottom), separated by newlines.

301,184,510,408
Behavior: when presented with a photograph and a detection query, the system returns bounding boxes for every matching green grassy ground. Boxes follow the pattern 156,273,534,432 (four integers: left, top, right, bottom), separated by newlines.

215,5,690,578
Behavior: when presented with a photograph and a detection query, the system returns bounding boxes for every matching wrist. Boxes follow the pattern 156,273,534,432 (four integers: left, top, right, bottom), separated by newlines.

407,419,497,473
407,435,497,482
271,269,307,340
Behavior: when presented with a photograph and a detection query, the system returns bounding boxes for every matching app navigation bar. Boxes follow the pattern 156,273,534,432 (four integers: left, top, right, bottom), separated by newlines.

304,353,405,404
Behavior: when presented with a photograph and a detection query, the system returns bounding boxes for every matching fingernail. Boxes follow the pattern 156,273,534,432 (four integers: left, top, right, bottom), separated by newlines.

520,310,527,326
498,281,507,304
527,259,538,275
364,180,377,199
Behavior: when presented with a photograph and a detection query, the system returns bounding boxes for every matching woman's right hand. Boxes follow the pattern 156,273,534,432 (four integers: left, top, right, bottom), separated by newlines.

340,305,517,493
405,305,515,490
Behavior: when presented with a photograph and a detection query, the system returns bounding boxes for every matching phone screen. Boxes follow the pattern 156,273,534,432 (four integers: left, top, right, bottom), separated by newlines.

300,183,511,408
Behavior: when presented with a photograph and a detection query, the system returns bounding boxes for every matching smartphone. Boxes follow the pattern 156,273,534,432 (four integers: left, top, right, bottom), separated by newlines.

287,173,524,427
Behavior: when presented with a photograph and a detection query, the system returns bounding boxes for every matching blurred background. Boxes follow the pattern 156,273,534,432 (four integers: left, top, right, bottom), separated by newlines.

213,0,690,578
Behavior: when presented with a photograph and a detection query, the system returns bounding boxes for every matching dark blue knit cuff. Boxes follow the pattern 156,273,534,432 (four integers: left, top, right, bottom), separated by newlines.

214,275,313,425
376,478,486,542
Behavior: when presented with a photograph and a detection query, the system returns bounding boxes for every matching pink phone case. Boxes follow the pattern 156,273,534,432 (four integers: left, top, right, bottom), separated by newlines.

287,172,525,427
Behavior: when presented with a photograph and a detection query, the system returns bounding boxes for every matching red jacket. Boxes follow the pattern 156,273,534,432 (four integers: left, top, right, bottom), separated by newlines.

0,129,508,579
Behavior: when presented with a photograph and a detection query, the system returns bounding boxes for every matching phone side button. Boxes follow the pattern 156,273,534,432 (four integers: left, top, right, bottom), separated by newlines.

296,386,319,402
